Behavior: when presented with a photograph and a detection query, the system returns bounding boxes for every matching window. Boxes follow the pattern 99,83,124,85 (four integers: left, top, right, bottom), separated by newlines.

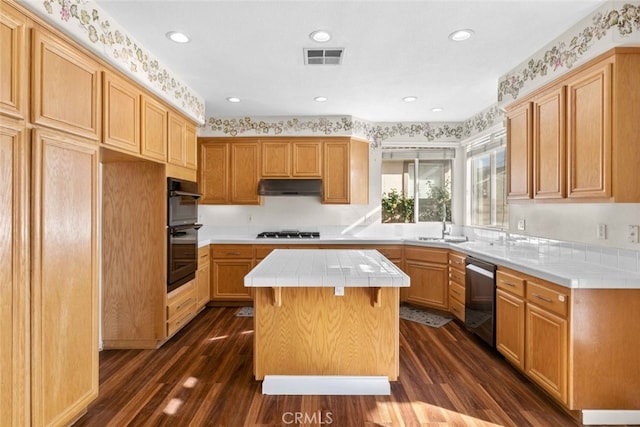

466,130,508,228
381,148,454,223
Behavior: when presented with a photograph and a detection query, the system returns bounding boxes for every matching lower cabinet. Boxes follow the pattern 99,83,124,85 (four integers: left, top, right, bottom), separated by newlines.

210,244,254,303
196,245,210,308
167,279,198,337
404,247,449,310
495,270,526,370
448,252,466,321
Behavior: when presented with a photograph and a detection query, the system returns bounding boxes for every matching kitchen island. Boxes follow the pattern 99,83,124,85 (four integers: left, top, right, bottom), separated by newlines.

244,249,409,394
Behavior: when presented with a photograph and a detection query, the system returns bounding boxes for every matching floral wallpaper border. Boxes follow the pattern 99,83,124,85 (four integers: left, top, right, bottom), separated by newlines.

202,106,505,146
20,0,205,123
498,2,640,102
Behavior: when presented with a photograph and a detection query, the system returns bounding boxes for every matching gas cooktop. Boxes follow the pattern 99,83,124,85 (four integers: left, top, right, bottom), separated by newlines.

256,230,320,239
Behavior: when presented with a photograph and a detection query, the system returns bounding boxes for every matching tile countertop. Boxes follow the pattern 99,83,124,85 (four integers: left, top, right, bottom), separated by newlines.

200,235,640,290
244,249,410,288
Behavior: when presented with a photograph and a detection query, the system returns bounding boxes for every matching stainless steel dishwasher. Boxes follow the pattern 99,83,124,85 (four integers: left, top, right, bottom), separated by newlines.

465,256,497,347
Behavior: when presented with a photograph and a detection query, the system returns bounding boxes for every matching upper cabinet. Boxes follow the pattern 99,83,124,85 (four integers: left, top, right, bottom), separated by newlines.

103,71,140,153
200,136,369,205
140,94,168,162
168,111,197,169
507,48,640,203
261,138,322,178
32,27,101,140
0,3,28,120
323,137,369,204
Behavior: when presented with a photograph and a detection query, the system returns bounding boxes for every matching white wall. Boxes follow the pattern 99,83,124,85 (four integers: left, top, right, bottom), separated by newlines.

509,203,640,250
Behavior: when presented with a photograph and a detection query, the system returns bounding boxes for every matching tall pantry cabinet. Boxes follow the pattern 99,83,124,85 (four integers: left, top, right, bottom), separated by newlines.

1,2,99,425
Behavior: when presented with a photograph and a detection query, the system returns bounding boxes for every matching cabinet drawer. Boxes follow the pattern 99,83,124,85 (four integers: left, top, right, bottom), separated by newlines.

449,268,465,286
254,245,283,260
167,281,197,319
167,304,197,336
449,282,465,303
198,245,210,265
497,270,526,297
526,281,568,317
376,246,403,260
448,252,466,269
404,246,448,264
450,298,465,322
211,244,253,259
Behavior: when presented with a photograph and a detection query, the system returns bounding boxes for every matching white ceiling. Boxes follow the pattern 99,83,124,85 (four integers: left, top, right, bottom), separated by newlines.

97,0,606,123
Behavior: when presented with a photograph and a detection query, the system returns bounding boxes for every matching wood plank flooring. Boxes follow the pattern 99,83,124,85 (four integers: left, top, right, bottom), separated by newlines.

76,307,603,426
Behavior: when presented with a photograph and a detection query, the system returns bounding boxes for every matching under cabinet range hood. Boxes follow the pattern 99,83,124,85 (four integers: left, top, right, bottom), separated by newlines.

257,179,323,196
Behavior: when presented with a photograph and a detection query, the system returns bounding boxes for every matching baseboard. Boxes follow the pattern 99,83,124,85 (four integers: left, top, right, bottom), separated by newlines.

262,375,390,395
582,410,640,425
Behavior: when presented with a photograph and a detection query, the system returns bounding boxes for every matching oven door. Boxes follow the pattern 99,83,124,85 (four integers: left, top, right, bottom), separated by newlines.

167,224,202,292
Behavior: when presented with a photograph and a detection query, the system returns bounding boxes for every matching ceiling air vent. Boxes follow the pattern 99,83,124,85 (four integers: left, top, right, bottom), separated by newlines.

304,48,344,65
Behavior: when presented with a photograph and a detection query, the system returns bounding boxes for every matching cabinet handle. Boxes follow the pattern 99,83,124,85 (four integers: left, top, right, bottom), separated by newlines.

226,252,241,256
532,293,553,303
451,288,460,295
176,298,194,311
500,280,516,287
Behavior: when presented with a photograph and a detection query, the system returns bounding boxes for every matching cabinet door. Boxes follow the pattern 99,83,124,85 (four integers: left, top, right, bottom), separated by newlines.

32,28,100,140
533,87,566,199
261,140,290,177
323,141,349,203
567,61,612,199
0,118,29,426
185,122,197,169
405,261,448,310
167,111,186,166
496,289,526,370
292,140,321,177
103,72,140,153
506,102,532,200
211,259,253,301
0,4,28,120
31,129,99,426
196,263,211,308
199,142,229,204
526,304,568,404
140,95,167,162
231,142,260,204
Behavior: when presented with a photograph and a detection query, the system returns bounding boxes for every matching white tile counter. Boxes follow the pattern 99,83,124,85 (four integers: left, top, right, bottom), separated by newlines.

244,249,410,288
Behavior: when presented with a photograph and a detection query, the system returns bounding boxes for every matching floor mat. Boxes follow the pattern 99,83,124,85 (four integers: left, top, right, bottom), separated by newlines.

235,307,254,317
399,305,452,328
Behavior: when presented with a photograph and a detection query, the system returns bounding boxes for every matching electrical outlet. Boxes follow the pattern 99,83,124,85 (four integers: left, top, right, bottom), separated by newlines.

334,287,344,297
517,219,526,231
597,223,607,240
628,225,639,243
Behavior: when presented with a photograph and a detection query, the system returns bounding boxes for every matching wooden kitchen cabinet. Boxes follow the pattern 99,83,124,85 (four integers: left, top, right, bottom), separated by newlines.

0,2,28,120
196,245,211,308
533,86,566,199
32,26,101,140
167,279,198,337
404,246,448,310
507,48,640,203
168,110,186,165
210,244,254,303
199,140,230,203
506,101,532,200
323,137,369,204
448,252,466,321
231,141,261,204
495,269,526,370
31,128,99,426
261,138,322,178
140,94,168,162
103,71,140,154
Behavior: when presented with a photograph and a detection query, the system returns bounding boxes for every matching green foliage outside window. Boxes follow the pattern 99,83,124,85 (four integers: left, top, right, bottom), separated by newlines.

381,189,414,223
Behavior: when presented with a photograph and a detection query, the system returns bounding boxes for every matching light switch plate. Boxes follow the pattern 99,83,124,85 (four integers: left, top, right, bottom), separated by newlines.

597,223,607,240
517,219,526,231
628,225,639,243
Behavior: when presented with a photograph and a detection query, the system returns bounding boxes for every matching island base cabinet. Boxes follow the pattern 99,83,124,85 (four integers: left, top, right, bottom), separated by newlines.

525,304,568,405
253,287,399,381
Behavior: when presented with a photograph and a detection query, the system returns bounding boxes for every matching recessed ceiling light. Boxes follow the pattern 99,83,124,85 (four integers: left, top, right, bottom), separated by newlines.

226,97,241,103
402,96,418,102
431,107,444,112
314,96,328,102
166,31,190,44
448,29,474,42
309,30,331,43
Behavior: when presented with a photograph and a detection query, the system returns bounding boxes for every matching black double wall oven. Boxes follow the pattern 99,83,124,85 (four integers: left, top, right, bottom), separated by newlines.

167,177,202,293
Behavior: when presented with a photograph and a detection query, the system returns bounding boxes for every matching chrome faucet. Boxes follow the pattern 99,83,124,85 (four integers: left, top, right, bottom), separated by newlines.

441,204,450,239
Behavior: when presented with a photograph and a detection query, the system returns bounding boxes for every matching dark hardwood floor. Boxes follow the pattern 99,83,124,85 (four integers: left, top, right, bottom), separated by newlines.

76,307,599,426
